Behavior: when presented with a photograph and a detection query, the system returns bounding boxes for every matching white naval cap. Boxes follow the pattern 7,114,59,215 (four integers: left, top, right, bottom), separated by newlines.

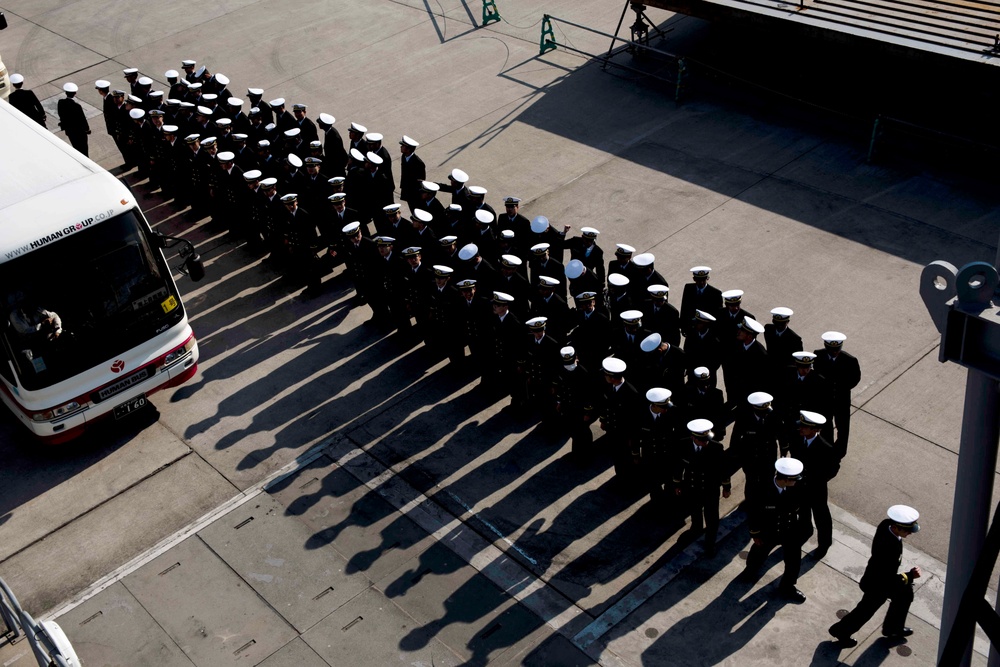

215,118,232,126
9,73,24,85
648,284,669,297
287,153,303,168
201,93,219,102
137,76,153,86
129,108,145,119
608,273,629,287
581,226,600,238
95,79,111,88
693,366,711,380
342,221,362,235
492,291,515,305
822,331,847,346
771,306,794,320
500,229,515,240
798,410,827,427
214,73,230,85
620,309,643,324
691,265,712,277
560,346,576,361
602,357,627,375
530,216,550,233
400,135,419,148
640,333,662,352
776,458,804,479
365,151,383,165
329,192,347,203
792,351,817,365
383,203,401,212
433,265,454,277
194,65,207,77
530,243,550,254
526,316,548,330
887,505,920,532
694,309,716,322
458,243,479,261
63,82,79,93
475,209,495,225
329,176,346,185
349,147,365,162
364,132,383,142
412,208,433,224
196,105,213,116
280,193,298,203
161,124,179,133
228,97,243,107
439,235,458,245
646,387,672,404
242,169,262,180
468,185,487,196
538,276,559,288
181,59,197,67
500,254,522,268
615,243,635,255
448,203,462,212
284,127,301,137
260,177,278,187
687,419,714,438
723,289,744,303
349,121,367,133
216,151,235,161
421,180,440,192
123,67,139,75
748,391,773,407
247,87,264,96
165,69,180,78
318,112,335,125
565,259,585,280
270,97,285,106
450,168,469,183
633,253,655,267
740,316,765,335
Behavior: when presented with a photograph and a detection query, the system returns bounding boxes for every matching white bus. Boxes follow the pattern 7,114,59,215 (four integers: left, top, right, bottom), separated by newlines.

0,98,203,443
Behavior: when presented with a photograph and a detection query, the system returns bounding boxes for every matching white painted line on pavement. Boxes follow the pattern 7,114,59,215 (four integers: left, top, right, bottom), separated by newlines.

41,443,332,622
444,490,539,566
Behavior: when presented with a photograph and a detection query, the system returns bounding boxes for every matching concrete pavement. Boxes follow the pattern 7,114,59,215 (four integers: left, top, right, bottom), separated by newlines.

1,0,999,664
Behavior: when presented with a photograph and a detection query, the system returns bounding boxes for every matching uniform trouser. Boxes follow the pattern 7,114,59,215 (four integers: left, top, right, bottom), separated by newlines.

606,431,635,477
805,483,833,551
642,450,670,502
67,132,89,157
685,490,720,548
562,414,593,455
830,580,914,636
746,536,803,590
832,402,852,455
743,461,773,504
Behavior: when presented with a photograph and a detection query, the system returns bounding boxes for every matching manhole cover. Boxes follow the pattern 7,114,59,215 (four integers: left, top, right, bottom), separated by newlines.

896,645,912,657
738,551,748,560
836,609,849,619
645,628,659,639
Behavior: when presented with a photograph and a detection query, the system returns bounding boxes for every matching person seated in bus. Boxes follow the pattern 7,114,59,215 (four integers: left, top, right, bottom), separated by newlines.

8,297,63,362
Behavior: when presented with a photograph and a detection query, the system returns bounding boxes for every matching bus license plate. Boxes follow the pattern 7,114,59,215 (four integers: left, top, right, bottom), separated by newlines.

113,395,147,419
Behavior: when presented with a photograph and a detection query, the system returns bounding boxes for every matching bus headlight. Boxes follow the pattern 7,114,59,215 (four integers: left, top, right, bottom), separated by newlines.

162,338,196,367
32,400,82,422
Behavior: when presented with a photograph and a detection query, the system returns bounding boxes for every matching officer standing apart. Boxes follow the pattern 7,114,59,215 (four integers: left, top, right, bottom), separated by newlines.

829,505,922,646
58,83,91,156
744,458,811,602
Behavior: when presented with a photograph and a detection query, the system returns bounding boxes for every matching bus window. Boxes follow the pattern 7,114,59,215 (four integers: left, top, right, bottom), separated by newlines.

0,209,184,391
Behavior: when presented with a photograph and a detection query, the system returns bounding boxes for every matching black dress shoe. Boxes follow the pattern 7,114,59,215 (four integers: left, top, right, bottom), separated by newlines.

882,627,914,638
813,547,829,559
829,626,858,647
779,586,806,603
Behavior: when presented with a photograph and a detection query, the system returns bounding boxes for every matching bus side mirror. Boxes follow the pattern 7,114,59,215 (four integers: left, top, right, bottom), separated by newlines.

184,253,206,282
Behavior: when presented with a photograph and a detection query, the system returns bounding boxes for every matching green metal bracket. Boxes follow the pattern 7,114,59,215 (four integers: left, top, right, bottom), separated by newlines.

483,0,501,26
540,15,557,54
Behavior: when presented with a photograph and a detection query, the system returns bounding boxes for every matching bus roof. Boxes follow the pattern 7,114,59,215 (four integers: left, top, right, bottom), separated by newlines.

0,99,136,264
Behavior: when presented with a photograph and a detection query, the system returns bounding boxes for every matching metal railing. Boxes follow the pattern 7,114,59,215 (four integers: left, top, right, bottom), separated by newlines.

0,576,76,667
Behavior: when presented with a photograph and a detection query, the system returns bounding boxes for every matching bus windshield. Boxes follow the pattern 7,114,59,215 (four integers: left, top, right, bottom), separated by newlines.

1,210,184,391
